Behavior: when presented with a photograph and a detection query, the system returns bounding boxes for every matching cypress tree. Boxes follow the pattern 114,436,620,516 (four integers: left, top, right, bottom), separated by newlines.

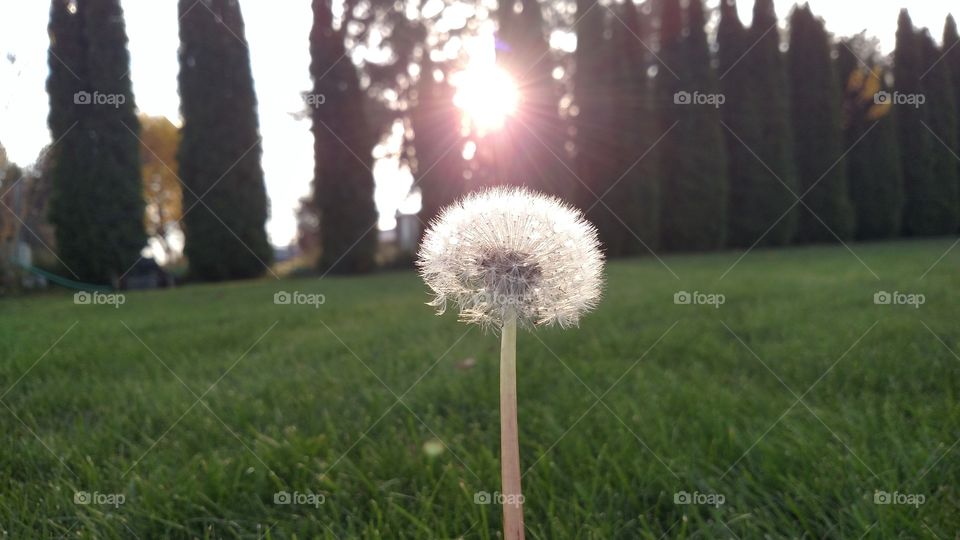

917,30,960,233
658,0,728,251
309,0,379,272
46,0,145,285
495,0,573,200
895,11,955,236
741,0,797,245
573,0,619,252
836,39,903,239
411,57,464,228
943,15,960,230
178,0,272,280
895,10,930,236
718,0,782,247
606,1,660,255
787,4,854,242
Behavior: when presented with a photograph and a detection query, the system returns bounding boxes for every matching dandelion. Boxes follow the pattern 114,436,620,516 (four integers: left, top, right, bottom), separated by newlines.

417,187,604,539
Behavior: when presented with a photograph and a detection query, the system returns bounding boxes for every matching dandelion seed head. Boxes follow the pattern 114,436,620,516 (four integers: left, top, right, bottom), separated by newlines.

417,187,605,330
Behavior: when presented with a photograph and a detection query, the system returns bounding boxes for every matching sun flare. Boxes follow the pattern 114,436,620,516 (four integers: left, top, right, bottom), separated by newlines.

452,65,519,133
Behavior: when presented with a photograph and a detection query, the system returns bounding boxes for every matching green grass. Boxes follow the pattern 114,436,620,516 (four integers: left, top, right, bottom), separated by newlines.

1,239,958,538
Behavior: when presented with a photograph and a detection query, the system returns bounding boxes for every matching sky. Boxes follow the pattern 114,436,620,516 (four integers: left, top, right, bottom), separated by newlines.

0,0,957,247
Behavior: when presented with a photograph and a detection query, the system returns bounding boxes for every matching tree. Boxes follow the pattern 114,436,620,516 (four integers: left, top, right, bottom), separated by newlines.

737,0,797,246
139,114,182,263
494,0,574,200
719,0,787,247
46,0,146,285
943,15,960,230
787,4,854,242
916,29,960,234
409,57,464,229
837,37,903,239
605,1,660,255
177,0,273,280
573,0,619,251
657,0,728,251
894,10,956,236
310,0,379,273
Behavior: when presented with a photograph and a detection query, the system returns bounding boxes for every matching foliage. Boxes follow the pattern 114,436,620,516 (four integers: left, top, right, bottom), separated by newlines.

787,4,855,242
139,114,182,263
657,0,728,251
309,0,379,274
177,0,273,280
46,0,146,285
410,57,465,228
916,29,960,234
720,0,793,247
837,37,904,240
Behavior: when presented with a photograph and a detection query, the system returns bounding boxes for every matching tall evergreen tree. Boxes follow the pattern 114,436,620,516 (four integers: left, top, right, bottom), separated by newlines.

657,0,728,251
178,0,272,280
719,0,784,247
787,4,854,242
46,0,145,285
918,30,960,233
895,11,956,236
605,1,660,255
410,57,465,228
943,15,960,229
740,0,797,245
309,0,379,273
494,0,573,200
573,0,619,252
836,39,904,239
895,10,930,236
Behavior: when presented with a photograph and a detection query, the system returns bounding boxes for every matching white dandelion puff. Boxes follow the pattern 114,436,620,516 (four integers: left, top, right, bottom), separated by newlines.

417,187,604,330
417,186,604,539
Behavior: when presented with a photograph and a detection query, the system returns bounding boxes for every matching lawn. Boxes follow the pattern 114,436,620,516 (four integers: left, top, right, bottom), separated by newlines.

1,239,958,538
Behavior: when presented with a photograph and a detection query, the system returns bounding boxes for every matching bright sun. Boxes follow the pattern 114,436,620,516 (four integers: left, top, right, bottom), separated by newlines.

452,65,519,134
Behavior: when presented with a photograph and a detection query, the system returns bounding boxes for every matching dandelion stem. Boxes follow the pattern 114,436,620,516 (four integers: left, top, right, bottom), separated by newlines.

500,311,525,540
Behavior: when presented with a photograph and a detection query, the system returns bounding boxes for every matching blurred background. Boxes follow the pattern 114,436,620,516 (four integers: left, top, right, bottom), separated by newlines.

0,0,959,289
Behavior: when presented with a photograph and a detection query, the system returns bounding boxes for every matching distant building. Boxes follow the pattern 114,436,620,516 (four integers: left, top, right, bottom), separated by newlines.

395,212,421,253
